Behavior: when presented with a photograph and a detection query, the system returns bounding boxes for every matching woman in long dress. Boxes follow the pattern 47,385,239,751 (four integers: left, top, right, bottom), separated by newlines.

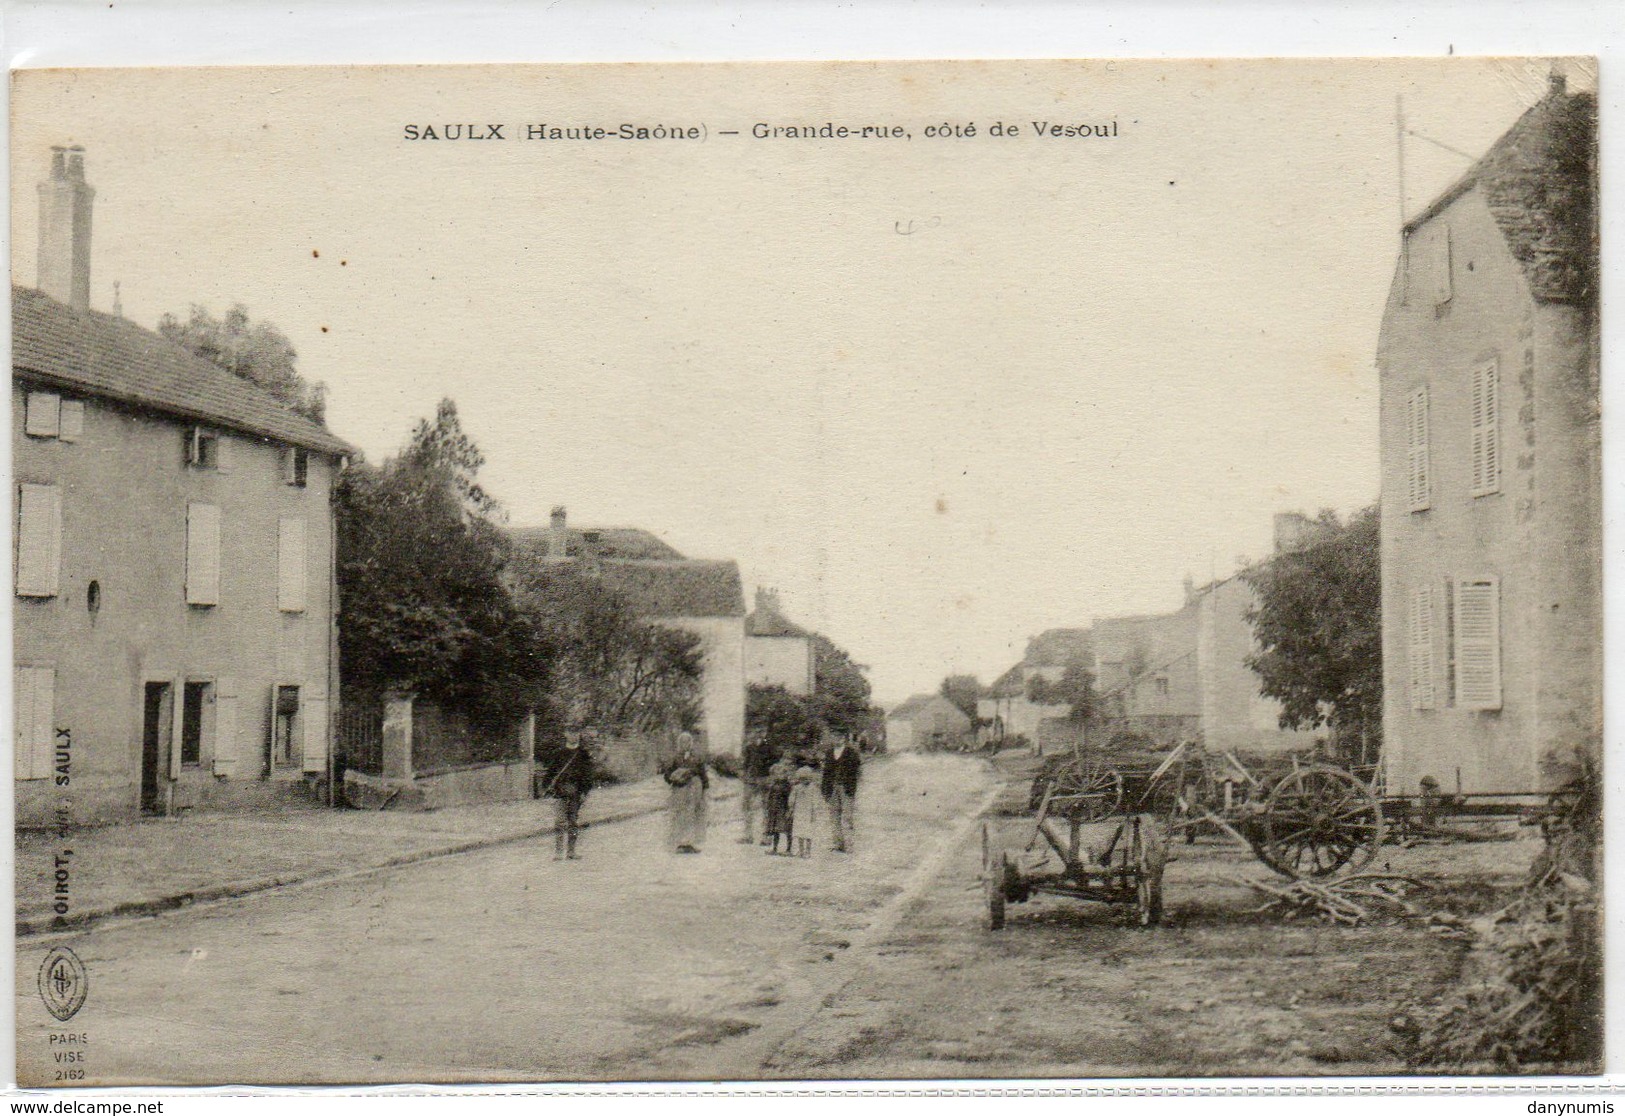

663,734,710,853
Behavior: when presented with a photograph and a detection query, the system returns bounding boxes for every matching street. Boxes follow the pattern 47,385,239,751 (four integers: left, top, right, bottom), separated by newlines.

16,752,1515,1085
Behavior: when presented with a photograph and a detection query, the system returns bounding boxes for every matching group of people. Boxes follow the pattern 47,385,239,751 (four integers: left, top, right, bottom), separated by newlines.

740,730,862,857
535,727,862,862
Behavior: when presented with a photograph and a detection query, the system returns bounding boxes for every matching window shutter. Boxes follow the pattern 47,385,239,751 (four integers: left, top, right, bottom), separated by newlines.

25,392,61,437
58,400,84,443
278,517,307,613
16,484,63,598
212,677,239,777
215,434,233,474
266,686,279,775
1407,586,1435,710
1470,360,1500,496
12,666,54,781
186,503,221,606
1429,225,1453,305
1405,387,1431,513
1454,577,1502,711
302,687,329,774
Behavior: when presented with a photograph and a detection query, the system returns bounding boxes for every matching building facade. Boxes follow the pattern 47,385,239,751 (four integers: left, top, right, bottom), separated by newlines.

1378,81,1599,795
14,150,352,826
885,694,972,752
744,588,817,696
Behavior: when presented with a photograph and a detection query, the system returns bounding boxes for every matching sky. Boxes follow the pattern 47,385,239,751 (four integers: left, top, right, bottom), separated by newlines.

9,58,1594,705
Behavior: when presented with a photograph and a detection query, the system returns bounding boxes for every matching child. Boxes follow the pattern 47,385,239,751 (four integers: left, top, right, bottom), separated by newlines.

765,753,796,856
788,753,822,858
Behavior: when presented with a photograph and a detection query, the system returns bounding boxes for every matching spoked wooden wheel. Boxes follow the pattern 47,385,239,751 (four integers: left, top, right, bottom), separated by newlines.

986,849,1009,930
1129,814,1167,926
1256,764,1384,879
1047,759,1125,822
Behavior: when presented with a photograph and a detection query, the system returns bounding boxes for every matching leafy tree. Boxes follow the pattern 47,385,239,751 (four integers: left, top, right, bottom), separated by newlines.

746,684,820,755
335,401,545,723
938,674,983,721
811,635,876,736
509,559,703,738
1241,505,1382,766
1026,660,1099,722
402,398,501,522
159,303,327,424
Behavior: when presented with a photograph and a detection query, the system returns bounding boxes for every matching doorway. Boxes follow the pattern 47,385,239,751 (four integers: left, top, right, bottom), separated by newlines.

141,682,173,815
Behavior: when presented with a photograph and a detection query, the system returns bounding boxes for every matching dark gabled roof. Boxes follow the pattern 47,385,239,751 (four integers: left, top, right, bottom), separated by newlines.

1024,627,1094,669
508,524,684,561
987,662,1027,698
1405,87,1597,305
596,558,745,619
746,600,814,638
12,285,353,456
887,693,940,719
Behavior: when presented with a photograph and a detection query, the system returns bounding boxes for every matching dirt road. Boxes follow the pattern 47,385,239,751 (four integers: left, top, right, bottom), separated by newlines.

17,751,1528,1084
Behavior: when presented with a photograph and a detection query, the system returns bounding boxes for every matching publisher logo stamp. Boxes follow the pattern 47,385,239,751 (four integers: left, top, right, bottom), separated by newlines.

38,946,88,1022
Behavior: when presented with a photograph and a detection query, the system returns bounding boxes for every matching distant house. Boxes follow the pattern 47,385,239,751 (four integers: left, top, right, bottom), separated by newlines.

744,588,817,696
1378,77,1598,795
979,627,1092,749
885,693,972,752
508,508,747,756
13,148,355,826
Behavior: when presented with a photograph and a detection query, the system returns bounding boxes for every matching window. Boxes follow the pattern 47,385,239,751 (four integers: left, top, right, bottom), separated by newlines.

185,502,221,606
282,446,309,488
185,427,220,469
13,665,56,781
15,484,62,598
1470,359,1501,497
1153,676,1170,697
1407,585,1436,710
24,392,61,438
273,685,301,767
1405,387,1431,513
1454,576,1502,711
181,681,211,767
1417,223,1452,307
278,517,306,612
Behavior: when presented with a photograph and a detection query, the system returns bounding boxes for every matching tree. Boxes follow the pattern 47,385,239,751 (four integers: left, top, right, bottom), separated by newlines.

811,636,877,737
334,400,545,723
938,674,982,722
746,684,820,754
159,303,327,424
1241,505,1382,766
1025,660,1099,722
509,558,703,738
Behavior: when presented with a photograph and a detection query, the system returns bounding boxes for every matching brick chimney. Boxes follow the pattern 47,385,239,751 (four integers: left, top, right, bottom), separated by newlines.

754,587,781,615
38,146,95,313
548,506,569,559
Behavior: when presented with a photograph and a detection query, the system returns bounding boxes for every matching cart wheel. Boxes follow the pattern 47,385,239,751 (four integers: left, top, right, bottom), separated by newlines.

1256,764,1384,879
1132,815,1167,927
986,849,1008,930
981,821,992,874
1049,759,1126,822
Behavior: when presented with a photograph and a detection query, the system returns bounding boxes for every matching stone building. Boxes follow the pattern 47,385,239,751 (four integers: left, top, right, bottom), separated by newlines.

884,693,972,752
1377,78,1599,795
744,588,817,696
508,509,747,756
13,148,353,826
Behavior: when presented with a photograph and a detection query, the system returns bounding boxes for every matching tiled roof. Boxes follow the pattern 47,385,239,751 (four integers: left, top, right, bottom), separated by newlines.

596,558,745,620
1405,88,1597,305
887,693,939,719
746,604,814,639
508,524,684,561
11,285,353,456
987,662,1027,698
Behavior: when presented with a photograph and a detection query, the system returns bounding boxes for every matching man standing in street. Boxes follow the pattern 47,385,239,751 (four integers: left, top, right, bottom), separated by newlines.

543,728,600,861
739,729,776,845
822,732,862,853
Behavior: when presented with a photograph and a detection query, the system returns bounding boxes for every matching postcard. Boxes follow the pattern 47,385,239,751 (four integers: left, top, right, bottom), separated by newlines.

10,58,1601,1086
